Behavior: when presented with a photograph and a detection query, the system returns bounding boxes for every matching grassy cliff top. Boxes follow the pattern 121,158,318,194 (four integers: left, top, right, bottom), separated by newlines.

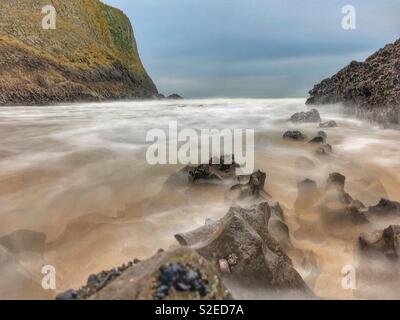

0,0,158,104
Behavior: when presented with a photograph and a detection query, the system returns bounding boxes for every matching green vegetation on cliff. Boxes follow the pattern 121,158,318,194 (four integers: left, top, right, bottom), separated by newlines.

0,0,158,105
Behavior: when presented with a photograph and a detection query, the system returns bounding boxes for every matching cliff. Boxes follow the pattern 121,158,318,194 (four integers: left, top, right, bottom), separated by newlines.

307,39,400,124
0,0,158,105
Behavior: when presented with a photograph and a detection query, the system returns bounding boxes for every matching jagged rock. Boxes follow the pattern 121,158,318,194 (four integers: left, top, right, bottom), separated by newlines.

0,230,46,254
368,198,400,216
283,130,306,141
319,120,337,128
290,109,321,123
228,170,267,200
175,203,311,296
307,39,400,125
61,248,232,300
188,155,238,183
359,225,400,259
315,144,333,155
188,164,222,183
319,173,368,225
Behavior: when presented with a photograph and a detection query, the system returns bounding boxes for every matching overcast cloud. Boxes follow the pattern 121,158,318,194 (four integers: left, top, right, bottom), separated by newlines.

102,0,400,98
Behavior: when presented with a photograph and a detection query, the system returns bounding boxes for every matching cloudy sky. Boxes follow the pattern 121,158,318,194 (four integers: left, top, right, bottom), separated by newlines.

103,0,399,98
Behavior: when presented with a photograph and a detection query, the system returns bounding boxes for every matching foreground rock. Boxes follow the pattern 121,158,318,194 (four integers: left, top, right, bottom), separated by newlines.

0,0,158,105
175,202,312,297
307,38,400,125
57,248,232,300
290,109,321,123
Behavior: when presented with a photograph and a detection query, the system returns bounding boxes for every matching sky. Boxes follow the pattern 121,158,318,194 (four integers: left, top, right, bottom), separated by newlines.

102,0,400,98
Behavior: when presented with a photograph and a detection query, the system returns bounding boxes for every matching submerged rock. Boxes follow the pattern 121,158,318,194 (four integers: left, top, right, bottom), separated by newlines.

295,179,320,214
368,198,400,216
228,170,267,200
290,109,321,123
188,155,238,183
319,120,337,128
319,173,368,225
359,225,400,259
315,144,333,156
283,130,306,141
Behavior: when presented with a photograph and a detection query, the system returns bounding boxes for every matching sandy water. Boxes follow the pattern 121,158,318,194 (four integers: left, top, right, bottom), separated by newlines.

0,98,399,299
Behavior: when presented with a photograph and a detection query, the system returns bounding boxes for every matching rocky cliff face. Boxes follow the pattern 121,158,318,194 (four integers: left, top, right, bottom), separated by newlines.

307,39,400,124
0,0,158,105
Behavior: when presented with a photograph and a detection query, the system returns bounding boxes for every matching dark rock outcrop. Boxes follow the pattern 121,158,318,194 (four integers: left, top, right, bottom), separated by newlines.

368,198,400,217
290,109,321,123
188,155,238,183
228,170,267,199
359,225,400,259
283,130,306,141
319,120,337,128
307,39,400,125
57,248,232,300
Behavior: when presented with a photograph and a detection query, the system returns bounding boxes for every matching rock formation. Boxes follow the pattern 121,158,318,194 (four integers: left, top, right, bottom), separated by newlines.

290,109,321,123
0,0,158,105
359,225,400,259
283,130,306,141
307,38,400,124
57,248,232,300
368,198,400,217
175,202,312,296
